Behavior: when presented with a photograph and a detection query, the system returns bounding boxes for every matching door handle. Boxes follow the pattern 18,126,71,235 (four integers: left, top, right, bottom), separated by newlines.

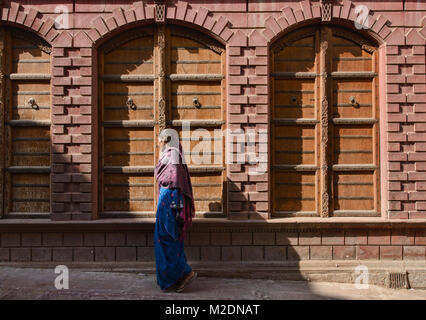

127,97,136,110
349,96,360,108
27,97,39,110
192,97,201,108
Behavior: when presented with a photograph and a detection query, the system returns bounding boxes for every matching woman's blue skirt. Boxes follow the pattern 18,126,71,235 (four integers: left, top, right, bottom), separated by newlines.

154,187,192,290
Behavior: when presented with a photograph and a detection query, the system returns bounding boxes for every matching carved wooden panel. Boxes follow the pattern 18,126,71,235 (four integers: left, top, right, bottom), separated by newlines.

271,26,379,218
0,27,51,216
99,26,225,217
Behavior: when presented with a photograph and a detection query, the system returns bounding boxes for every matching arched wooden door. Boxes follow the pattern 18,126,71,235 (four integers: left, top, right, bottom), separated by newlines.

271,26,380,217
0,28,51,218
99,25,226,218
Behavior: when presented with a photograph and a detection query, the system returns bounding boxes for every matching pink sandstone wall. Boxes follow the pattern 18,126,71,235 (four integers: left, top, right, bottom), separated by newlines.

0,0,425,221
0,222,425,262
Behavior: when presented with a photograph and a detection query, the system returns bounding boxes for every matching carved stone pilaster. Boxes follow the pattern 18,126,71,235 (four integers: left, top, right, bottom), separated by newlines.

320,28,330,217
321,98,329,217
157,26,166,131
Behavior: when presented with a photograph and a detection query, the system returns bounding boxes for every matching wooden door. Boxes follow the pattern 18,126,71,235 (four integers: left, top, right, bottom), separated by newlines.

100,27,156,216
0,28,51,217
99,26,226,217
271,27,320,217
271,26,380,217
330,27,380,217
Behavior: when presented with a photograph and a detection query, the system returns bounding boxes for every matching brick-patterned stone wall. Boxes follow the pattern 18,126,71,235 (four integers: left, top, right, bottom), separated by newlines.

227,29,270,220
0,0,424,224
51,45,94,221
0,223,425,262
385,26,426,219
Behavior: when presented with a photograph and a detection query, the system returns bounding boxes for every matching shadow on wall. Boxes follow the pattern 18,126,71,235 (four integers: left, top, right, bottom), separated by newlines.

227,179,255,219
180,226,349,299
176,179,339,298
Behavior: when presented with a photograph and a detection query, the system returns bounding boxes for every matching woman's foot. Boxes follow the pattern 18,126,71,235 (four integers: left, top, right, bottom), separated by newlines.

161,283,178,292
175,271,197,293
161,274,185,292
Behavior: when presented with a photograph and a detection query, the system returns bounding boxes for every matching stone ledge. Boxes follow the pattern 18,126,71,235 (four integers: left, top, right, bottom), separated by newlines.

0,217,426,232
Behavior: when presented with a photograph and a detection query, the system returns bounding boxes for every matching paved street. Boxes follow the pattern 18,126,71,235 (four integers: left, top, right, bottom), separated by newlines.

0,267,425,300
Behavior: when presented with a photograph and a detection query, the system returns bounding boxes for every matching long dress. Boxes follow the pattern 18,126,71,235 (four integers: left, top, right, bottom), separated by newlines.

154,186,192,290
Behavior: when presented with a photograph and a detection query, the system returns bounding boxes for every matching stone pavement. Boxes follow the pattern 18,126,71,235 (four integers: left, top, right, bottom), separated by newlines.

0,267,425,300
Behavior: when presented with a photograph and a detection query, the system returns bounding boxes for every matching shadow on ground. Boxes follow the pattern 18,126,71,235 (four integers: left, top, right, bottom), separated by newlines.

0,267,425,300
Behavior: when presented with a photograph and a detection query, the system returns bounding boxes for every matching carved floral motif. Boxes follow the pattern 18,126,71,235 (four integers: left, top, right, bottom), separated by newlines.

320,28,329,217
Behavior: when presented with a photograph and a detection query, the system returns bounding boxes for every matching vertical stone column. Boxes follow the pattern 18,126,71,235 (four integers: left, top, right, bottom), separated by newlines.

386,28,426,219
247,30,269,219
51,32,94,221
227,31,248,219
227,30,269,220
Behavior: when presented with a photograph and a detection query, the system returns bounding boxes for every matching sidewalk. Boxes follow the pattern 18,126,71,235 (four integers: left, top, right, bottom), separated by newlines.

0,267,425,300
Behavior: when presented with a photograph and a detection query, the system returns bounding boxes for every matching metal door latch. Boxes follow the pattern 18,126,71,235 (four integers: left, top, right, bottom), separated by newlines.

127,97,136,110
349,96,360,108
193,97,201,108
27,97,39,110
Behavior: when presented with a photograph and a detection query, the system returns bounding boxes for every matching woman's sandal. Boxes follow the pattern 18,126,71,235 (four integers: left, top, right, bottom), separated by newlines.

162,284,178,293
175,271,197,293
162,274,185,292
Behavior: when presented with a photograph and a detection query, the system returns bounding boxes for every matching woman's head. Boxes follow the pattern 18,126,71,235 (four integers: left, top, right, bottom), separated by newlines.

158,130,171,150
158,129,181,163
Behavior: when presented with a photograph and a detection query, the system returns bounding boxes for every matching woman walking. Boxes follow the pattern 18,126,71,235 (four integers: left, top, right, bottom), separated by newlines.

154,129,197,293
